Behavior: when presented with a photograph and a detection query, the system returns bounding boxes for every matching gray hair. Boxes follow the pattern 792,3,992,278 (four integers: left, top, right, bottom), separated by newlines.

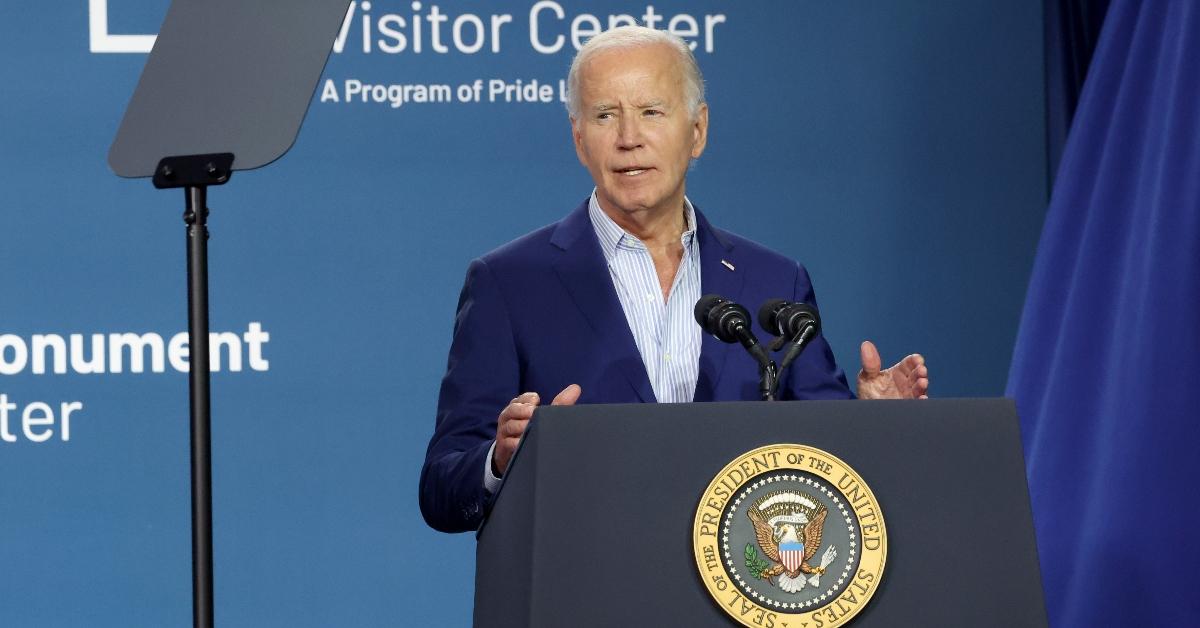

565,26,706,120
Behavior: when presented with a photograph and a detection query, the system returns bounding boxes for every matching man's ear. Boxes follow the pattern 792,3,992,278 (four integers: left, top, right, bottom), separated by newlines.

690,103,709,159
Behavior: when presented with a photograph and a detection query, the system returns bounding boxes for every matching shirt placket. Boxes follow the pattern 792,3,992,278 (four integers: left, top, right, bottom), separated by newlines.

637,244,667,395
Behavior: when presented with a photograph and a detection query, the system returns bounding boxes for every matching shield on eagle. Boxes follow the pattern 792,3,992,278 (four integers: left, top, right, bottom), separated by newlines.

778,542,804,573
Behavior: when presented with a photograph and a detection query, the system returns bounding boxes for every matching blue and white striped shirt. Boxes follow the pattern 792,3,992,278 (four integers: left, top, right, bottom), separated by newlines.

588,192,702,404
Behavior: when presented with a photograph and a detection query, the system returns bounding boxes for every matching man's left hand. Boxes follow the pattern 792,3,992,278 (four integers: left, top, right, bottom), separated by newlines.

856,340,929,399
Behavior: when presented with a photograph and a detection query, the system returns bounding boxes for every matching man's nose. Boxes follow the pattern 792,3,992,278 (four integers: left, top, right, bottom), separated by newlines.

616,116,643,150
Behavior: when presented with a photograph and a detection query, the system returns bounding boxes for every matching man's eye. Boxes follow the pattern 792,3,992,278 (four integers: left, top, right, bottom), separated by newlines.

644,109,663,117
597,112,614,120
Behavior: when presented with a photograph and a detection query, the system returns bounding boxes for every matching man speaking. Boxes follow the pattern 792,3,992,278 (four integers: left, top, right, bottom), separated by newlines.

420,26,929,533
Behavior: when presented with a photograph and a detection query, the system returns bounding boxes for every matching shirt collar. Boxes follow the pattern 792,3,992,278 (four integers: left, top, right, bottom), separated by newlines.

587,190,697,263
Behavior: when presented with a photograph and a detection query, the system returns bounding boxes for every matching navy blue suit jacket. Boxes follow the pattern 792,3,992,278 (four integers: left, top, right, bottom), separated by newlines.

419,200,852,532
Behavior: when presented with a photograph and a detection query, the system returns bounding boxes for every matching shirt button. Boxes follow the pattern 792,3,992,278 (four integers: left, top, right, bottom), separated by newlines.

664,353,671,361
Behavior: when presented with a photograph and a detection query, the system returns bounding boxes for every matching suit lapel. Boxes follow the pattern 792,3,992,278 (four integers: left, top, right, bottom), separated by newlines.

693,207,744,402
551,201,656,403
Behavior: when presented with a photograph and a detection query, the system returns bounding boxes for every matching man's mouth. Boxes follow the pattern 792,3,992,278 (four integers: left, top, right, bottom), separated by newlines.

615,166,652,177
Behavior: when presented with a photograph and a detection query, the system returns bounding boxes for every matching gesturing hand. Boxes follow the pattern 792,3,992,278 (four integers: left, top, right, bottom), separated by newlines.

493,384,582,476
856,341,929,399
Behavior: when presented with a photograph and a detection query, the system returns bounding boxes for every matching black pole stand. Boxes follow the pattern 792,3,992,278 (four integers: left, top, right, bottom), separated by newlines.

154,153,233,628
185,185,213,628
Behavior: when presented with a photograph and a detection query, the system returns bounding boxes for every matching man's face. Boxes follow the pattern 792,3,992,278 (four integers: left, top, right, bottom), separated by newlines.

571,44,709,222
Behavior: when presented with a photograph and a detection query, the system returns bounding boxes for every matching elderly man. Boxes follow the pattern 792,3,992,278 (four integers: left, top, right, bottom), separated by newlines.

419,26,928,533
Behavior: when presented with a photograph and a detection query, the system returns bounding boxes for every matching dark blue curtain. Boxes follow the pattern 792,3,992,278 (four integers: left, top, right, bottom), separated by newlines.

1043,0,1111,191
1009,1,1200,626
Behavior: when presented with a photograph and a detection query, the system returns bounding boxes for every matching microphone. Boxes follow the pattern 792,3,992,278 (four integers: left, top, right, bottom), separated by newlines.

758,299,822,371
694,294,770,367
758,299,821,341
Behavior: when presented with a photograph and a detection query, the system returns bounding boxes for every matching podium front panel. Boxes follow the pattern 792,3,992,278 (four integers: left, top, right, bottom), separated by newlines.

476,399,1046,628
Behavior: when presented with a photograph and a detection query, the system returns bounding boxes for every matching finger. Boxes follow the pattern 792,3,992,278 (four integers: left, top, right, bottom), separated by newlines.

859,341,882,376
906,354,925,373
500,402,537,422
514,392,540,406
905,365,925,387
893,353,922,377
552,384,582,406
499,419,530,439
900,377,928,400
501,392,540,418
499,408,533,436
902,362,926,389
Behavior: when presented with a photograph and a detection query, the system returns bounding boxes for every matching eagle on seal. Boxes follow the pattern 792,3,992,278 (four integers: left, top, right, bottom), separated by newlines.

747,490,837,593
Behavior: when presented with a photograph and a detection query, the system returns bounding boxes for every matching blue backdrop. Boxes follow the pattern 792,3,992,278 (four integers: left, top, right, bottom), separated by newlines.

0,2,1045,626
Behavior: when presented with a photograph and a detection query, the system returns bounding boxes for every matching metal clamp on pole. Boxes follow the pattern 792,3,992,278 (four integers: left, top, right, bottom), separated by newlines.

153,154,234,189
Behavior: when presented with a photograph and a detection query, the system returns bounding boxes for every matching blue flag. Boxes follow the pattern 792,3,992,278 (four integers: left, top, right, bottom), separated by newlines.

1007,1,1199,626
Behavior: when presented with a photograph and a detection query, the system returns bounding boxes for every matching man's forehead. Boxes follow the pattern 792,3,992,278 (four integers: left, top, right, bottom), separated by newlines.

579,44,682,82
577,47,684,105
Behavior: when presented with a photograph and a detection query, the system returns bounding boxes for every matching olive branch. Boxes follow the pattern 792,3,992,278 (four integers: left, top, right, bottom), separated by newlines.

744,543,772,579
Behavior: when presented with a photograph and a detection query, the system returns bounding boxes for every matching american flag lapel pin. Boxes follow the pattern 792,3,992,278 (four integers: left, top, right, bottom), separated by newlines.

721,259,735,271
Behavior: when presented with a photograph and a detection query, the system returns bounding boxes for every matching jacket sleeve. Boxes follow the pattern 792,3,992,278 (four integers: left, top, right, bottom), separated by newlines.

419,258,521,532
780,262,855,400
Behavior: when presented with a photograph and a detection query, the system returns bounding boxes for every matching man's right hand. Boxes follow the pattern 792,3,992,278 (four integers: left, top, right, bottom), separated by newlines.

493,384,581,477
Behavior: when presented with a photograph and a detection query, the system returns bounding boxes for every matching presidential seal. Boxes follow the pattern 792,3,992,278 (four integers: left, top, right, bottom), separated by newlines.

693,444,886,628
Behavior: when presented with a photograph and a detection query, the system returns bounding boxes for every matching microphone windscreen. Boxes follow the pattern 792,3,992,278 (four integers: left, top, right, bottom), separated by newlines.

694,294,726,328
758,298,788,336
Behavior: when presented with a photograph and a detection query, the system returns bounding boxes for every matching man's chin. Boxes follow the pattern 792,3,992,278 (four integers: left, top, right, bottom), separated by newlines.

607,199,659,218
600,190,673,216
